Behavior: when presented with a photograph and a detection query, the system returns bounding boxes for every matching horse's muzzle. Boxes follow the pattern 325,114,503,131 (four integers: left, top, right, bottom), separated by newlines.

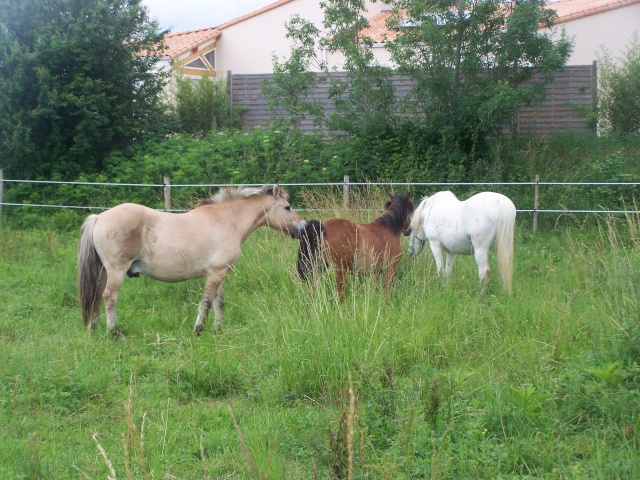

403,226,413,237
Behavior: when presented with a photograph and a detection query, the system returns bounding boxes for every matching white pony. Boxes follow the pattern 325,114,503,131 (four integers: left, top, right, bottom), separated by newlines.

407,191,516,292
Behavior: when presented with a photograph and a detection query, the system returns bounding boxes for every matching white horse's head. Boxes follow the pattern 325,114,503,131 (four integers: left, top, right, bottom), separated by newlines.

407,196,429,256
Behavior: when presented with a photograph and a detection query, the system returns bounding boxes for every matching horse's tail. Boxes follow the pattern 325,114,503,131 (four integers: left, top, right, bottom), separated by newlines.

495,202,516,293
77,214,103,327
297,220,325,282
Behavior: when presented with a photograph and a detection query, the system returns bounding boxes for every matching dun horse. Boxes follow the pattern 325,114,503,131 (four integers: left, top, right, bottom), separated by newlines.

297,194,414,300
407,191,516,292
78,185,306,336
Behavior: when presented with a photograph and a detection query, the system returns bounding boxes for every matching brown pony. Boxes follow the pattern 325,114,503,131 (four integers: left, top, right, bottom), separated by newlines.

78,185,306,336
297,194,414,300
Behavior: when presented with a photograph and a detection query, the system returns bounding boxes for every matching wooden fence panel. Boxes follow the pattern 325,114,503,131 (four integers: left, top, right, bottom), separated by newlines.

230,64,596,137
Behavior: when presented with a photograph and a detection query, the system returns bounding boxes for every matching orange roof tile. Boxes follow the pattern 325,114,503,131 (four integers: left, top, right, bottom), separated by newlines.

161,1,295,59
546,0,640,24
361,0,639,42
162,27,221,58
361,10,399,43
162,0,638,57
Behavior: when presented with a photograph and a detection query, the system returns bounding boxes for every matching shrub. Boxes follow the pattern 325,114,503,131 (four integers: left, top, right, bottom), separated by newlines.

597,34,640,135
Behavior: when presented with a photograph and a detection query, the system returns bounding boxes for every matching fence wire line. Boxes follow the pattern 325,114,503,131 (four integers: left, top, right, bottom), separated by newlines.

1,179,639,215
2,203,640,215
4,179,640,187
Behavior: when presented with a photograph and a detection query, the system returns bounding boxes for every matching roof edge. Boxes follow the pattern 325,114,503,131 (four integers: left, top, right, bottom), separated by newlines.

217,0,296,30
552,0,640,24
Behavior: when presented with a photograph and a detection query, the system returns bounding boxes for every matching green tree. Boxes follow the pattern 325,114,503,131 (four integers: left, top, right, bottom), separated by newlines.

597,34,640,135
321,0,396,134
172,73,243,138
0,0,168,179
385,0,573,160
261,15,326,130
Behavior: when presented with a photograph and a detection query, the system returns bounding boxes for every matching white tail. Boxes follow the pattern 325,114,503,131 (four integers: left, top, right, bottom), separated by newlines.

495,204,516,293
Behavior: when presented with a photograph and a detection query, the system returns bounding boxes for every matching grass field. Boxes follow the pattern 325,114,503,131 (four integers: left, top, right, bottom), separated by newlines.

1,197,639,479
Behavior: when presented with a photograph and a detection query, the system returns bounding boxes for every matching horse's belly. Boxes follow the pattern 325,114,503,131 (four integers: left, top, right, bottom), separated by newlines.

353,257,375,274
352,252,388,275
130,260,205,282
442,236,474,255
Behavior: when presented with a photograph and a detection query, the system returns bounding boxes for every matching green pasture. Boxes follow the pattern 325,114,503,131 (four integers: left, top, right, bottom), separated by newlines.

1,202,639,478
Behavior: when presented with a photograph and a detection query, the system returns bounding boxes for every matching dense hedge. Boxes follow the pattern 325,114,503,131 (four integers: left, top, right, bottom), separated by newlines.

2,128,639,230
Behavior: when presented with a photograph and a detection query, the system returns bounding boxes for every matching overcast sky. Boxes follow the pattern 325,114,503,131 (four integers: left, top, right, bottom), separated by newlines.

141,0,275,33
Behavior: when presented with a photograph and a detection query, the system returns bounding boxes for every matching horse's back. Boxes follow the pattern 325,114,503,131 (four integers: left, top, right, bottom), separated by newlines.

94,203,158,241
461,192,516,249
463,192,516,225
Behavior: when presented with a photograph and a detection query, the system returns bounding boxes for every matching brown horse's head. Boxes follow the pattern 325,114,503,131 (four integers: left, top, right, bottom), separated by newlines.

378,193,414,236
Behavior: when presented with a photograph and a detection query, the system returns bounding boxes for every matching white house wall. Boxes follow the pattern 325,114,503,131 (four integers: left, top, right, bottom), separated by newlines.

542,3,640,65
215,0,391,74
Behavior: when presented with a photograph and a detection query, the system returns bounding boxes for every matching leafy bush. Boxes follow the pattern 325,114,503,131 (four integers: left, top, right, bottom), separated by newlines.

597,34,640,135
170,73,243,137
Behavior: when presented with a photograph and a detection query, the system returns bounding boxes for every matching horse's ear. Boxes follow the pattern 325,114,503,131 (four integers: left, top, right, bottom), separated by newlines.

406,192,412,201
263,184,282,197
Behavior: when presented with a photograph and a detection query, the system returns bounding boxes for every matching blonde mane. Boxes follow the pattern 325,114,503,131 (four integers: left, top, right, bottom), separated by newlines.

196,185,287,208
410,196,429,232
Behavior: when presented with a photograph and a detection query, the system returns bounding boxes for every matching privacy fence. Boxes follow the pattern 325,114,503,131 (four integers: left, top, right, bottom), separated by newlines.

2,171,639,233
229,63,597,137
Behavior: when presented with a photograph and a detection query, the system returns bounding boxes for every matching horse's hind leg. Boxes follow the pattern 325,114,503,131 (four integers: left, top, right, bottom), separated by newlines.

474,247,491,293
89,269,107,330
102,269,126,337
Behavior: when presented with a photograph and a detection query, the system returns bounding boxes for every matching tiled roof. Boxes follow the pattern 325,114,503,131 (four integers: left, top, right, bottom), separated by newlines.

161,0,294,59
361,10,399,43
162,27,221,58
546,0,640,24
360,0,640,42
162,0,639,57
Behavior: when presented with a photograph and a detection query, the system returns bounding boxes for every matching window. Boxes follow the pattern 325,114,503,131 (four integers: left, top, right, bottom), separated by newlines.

185,57,207,70
203,49,216,70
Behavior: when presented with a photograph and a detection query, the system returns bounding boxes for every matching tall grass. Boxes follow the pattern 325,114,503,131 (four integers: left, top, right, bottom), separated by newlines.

1,195,639,478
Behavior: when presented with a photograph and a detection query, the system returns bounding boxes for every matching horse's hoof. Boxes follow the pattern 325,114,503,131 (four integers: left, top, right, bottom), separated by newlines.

195,324,205,336
110,328,125,340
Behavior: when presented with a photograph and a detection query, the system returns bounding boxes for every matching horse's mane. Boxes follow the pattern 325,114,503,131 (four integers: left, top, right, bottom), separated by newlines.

196,185,287,208
373,194,414,234
409,196,429,232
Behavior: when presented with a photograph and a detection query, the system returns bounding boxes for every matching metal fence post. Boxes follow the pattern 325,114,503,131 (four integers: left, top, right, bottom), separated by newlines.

0,170,3,227
343,175,350,208
164,176,171,211
533,174,539,233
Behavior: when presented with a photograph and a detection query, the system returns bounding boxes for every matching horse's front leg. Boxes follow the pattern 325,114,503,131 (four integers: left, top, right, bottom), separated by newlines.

444,252,456,280
382,262,398,294
429,242,445,276
334,266,349,303
212,282,224,330
194,269,227,335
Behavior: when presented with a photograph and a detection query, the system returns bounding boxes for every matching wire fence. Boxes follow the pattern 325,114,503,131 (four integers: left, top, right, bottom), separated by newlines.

1,172,640,231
